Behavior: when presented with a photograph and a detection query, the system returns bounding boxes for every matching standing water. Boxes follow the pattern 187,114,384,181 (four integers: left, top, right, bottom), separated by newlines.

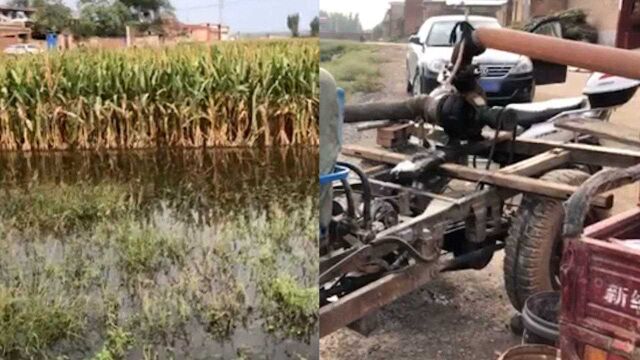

0,148,318,359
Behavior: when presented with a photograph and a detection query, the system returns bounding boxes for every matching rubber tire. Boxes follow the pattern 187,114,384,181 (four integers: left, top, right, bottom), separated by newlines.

503,169,590,311
412,71,422,96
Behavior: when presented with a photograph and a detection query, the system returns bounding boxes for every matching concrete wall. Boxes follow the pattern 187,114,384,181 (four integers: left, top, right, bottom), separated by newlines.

530,0,567,17
568,0,619,45
83,37,127,49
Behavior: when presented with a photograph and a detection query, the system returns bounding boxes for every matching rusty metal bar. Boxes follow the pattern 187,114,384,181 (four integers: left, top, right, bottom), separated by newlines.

474,28,640,80
341,144,612,208
320,243,502,337
503,138,640,168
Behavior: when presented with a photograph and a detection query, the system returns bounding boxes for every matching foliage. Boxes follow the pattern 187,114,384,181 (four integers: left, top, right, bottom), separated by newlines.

0,284,86,359
0,39,318,149
260,276,317,340
320,40,384,94
73,0,135,38
520,8,598,43
319,10,363,33
310,16,319,37
287,13,300,37
30,0,73,37
0,183,132,234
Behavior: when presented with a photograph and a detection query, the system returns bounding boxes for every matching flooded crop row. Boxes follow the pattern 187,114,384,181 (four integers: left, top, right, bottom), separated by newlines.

0,148,318,359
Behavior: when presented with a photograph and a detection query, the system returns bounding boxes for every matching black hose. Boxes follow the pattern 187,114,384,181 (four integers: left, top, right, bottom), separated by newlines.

336,161,373,229
339,178,356,219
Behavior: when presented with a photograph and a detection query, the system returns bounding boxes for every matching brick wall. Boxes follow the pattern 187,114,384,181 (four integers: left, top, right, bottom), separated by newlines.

405,0,423,35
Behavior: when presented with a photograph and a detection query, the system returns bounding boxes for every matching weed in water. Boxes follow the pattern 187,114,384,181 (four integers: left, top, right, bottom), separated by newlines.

0,284,86,359
0,182,132,235
260,275,317,341
201,281,248,341
112,221,187,282
92,297,134,360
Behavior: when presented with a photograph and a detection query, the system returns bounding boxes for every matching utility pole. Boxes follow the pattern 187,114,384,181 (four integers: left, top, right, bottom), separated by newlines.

218,0,224,41
219,0,224,25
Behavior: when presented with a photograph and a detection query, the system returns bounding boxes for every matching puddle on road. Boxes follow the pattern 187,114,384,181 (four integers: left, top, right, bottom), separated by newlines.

0,148,318,359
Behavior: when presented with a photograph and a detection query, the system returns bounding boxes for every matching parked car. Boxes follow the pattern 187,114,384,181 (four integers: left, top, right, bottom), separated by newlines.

406,15,566,105
3,44,43,55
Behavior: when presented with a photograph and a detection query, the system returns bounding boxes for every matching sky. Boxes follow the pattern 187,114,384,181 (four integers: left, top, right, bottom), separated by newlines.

320,0,392,30
62,0,319,34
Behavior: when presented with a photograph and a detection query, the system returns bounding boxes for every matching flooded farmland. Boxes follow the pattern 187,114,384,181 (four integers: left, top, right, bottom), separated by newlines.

0,148,318,359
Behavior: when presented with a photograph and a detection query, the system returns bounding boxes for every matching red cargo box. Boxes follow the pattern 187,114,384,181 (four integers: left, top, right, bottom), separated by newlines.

560,208,640,360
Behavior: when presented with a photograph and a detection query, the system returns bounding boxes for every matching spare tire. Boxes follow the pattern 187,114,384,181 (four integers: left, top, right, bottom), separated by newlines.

503,169,592,310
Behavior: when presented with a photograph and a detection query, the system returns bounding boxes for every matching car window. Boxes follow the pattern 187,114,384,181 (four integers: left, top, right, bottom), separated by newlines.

534,22,562,37
426,20,501,46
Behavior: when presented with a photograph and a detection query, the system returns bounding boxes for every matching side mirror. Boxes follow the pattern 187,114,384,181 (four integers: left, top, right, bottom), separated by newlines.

409,35,421,45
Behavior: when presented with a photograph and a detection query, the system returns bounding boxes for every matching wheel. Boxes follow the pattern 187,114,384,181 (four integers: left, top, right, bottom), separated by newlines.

503,169,600,311
407,71,414,93
412,71,422,96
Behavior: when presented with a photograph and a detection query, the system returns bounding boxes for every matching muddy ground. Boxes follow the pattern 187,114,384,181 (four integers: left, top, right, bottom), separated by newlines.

320,44,640,360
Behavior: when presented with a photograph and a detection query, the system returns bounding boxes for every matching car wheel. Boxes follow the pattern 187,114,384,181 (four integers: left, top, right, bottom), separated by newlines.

412,71,422,96
406,63,414,93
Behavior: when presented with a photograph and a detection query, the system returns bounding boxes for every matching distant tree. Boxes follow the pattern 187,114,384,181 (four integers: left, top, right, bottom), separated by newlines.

287,13,299,37
74,0,134,37
79,0,173,22
30,0,73,37
310,16,319,37
319,10,363,34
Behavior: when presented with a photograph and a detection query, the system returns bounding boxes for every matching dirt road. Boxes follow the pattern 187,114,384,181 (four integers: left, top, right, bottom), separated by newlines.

320,44,640,360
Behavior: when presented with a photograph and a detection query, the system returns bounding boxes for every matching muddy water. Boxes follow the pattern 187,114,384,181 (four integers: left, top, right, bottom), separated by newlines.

0,148,318,359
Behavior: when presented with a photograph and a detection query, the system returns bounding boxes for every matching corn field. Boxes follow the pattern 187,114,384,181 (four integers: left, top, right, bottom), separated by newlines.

0,39,319,150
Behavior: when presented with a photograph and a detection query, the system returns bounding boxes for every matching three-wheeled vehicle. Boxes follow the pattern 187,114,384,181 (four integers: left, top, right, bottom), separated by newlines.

319,22,640,339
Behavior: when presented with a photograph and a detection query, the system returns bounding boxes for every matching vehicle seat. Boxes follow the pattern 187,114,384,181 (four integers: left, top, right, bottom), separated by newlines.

506,97,587,128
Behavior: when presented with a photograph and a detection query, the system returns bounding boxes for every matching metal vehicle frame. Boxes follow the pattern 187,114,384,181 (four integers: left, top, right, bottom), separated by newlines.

321,125,640,338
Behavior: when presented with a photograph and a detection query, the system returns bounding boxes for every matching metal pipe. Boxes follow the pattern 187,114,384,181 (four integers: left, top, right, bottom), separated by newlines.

474,27,640,80
344,95,436,123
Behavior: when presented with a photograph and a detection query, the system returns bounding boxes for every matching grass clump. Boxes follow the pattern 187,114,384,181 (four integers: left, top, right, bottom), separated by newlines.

320,39,385,95
93,299,134,360
260,275,317,341
112,222,187,281
0,285,85,359
201,282,247,341
0,182,132,235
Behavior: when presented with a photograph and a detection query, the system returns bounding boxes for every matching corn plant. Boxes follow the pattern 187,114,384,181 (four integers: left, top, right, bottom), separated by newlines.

0,39,319,150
